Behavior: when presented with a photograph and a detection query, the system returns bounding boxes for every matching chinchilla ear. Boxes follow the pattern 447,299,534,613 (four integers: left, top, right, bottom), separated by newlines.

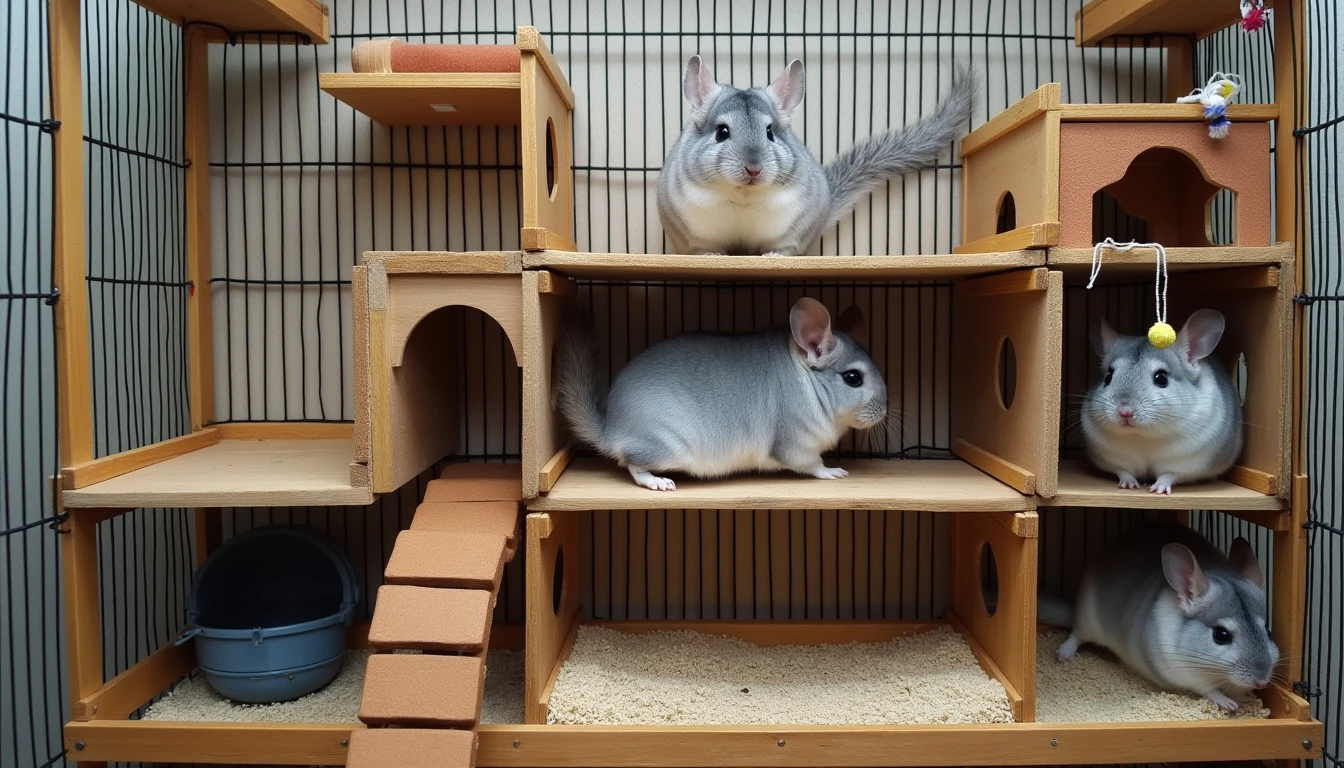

1176,309,1226,370
766,59,805,116
1161,543,1211,614
683,55,720,116
789,297,837,368
1090,316,1120,357
1228,537,1266,591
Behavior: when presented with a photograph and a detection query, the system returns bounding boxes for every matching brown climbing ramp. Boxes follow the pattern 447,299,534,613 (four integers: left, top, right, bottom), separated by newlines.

359,653,486,727
346,728,477,768
367,584,494,654
350,463,522,768
383,530,508,590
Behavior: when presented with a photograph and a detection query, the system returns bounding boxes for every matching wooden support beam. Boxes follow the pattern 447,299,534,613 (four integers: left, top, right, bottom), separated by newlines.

185,27,214,430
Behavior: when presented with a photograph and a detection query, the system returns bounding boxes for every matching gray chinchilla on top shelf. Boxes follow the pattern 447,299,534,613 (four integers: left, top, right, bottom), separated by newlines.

1039,521,1279,713
657,56,977,256
556,297,888,491
1080,309,1244,494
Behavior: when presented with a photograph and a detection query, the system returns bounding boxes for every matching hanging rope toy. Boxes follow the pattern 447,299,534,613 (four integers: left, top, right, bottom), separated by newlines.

1239,0,1270,32
1176,72,1242,139
1088,238,1175,349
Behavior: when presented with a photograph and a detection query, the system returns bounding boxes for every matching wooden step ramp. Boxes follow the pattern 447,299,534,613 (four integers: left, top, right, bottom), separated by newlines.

349,464,522,768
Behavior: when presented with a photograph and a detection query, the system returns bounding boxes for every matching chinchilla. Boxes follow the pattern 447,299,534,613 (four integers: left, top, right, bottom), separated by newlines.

657,56,977,256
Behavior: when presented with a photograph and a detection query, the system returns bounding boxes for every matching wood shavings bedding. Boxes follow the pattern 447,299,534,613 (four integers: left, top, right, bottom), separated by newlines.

1035,631,1269,722
546,625,1015,725
142,649,525,724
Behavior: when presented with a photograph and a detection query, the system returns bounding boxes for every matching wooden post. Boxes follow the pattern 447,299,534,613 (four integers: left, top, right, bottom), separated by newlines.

184,27,214,430
62,509,104,728
1275,0,1310,693
525,512,580,724
50,0,93,466
1163,36,1194,103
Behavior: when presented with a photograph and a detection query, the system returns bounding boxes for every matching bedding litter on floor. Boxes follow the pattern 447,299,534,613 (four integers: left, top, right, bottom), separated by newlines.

142,649,524,724
545,624,1015,725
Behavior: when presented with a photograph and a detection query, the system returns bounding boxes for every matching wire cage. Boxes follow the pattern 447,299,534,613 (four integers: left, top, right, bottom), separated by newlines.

2,0,1341,767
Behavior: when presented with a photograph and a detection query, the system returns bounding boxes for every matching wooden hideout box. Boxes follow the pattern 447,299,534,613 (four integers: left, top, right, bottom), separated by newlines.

319,26,576,252
957,83,1276,254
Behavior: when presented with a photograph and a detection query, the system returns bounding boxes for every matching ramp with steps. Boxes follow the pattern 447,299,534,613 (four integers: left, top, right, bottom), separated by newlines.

348,464,521,768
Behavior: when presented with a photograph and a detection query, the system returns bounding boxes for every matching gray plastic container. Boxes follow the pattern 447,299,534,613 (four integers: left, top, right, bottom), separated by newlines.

177,526,358,704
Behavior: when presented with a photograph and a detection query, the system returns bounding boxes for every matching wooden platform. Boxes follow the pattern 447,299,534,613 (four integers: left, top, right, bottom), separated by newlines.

522,250,1047,281
1048,244,1292,277
528,458,1035,512
1074,0,1272,46
320,73,524,126
61,438,373,508
1042,461,1285,511
131,0,329,43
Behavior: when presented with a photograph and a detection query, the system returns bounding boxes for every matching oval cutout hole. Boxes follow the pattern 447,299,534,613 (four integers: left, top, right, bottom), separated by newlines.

545,117,559,199
996,192,1016,234
980,542,999,617
552,547,565,616
998,337,1017,409
1234,352,1249,405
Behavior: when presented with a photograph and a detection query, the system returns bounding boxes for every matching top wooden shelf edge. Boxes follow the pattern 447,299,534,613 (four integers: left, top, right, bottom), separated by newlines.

1074,0,1275,47
523,250,1046,280
132,0,330,44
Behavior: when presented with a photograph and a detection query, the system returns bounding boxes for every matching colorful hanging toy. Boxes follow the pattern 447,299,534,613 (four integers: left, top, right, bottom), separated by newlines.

1240,0,1270,32
1088,238,1175,350
1176,72,1242,140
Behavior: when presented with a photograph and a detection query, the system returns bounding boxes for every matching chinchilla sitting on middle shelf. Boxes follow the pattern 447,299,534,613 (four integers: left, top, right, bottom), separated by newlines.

657,56,978,256
555,297,888,491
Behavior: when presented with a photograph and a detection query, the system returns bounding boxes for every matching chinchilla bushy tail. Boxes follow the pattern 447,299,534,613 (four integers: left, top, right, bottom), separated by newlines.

823,65,978,225
555,315,608,450
1037,594,1075,629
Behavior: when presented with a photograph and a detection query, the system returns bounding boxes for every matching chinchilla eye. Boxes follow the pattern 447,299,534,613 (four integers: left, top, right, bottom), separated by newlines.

715,125,731,142
1103,368,1113,386
841,370,863,388
1153,370,1169,388
1212,625,1233,645
766,124,775,141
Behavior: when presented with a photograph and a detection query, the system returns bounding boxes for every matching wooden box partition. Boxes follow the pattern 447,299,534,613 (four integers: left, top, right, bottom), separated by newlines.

1047,247,1293,505
353,252,526,494
320,26,576,251
958,83,1276,254
951,268,1064,498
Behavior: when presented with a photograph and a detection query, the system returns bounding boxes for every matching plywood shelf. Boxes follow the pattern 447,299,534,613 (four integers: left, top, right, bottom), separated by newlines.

528,457,1035,512
1041,461,1284,511
1048,244,1292,278
132,0,329,43
1074,0,1272,46
320,73,524,126
523,250,1046,281
62,438,373,509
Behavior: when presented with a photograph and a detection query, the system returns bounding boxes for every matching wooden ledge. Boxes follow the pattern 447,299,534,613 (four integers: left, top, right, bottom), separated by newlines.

522,250,1047,281
1042,461,1285,512
320,72,524,126
1075,0,1277,47
131,0,330,44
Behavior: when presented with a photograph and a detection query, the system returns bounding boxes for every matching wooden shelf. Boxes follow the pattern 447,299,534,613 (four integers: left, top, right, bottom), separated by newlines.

1048,244,1292,278
523,250,1046,281
528,457,1034,512
62,438,373,509
1074,0,1272,46
1041,461,1284,511
319,73,523,126
1057,103,1278,122
132,0,329,43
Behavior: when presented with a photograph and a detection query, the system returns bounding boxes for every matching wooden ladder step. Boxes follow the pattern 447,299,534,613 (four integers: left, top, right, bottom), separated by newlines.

367,585,494,653
412,501,521,548
425,464,522,503
384,530,507,590
359,653,485,727
346,728,477,768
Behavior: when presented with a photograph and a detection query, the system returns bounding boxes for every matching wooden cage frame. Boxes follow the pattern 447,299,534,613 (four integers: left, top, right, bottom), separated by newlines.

48,0,1324,766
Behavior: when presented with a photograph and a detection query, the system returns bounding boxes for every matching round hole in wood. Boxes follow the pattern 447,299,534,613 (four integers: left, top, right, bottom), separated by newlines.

552,546,565,616
997,337,1017,410
995,191,1016,234
980,542,999,617
546,117,559,200
1234,351,1249,405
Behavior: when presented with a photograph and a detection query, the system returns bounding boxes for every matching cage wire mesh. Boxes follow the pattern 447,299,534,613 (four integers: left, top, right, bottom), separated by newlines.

2,0,1342,766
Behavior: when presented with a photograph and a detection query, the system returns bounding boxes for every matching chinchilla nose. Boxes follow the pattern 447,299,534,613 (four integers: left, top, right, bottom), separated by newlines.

1117,406,1135,418
744,165,762,178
